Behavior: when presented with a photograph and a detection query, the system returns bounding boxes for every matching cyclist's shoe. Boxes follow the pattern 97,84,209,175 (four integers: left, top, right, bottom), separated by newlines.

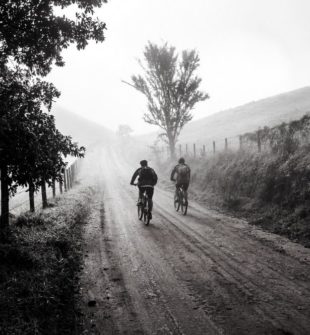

137,200,143,206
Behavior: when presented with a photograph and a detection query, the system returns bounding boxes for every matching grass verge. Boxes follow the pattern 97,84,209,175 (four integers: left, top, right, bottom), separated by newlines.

0,186,93,335
157,149,310,248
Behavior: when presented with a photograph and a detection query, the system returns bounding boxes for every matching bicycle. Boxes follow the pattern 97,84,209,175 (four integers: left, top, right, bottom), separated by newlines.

135,185,152,225
174,186,188,215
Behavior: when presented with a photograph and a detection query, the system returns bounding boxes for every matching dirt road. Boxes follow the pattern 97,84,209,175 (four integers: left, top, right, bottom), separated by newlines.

80,148,310,335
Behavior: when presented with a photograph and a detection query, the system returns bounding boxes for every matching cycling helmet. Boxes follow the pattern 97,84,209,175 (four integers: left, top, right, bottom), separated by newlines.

178,157,185,164
140,160,148,167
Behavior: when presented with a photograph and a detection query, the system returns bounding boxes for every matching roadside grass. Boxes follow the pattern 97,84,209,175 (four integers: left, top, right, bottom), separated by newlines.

0,186,93,335
157,146,310,248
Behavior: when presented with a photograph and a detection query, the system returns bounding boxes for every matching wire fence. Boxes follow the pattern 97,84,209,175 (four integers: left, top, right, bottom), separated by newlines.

151,120,310,160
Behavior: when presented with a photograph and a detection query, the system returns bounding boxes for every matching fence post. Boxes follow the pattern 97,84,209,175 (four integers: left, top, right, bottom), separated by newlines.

213,141,216,154
179,144,182,157
225,138,228,151
69,168,72,189
203,145,206,156
239,135,243,150
193,143,196,158
257,130,261,153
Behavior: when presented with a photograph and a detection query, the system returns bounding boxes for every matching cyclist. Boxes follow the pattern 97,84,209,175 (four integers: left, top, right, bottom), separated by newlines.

170,157,191,205
130,160,158,216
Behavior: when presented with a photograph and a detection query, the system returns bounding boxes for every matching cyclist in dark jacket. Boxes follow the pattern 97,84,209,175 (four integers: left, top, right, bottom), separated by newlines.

130,160,158,210
170,157,191,204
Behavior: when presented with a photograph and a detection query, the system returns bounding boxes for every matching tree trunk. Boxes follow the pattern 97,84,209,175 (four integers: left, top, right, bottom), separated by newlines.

59,179,63,194
64,171,67,192
29,180,35,212
167,132,176,158
0,163,9,228
52,179,56,198
41,177,48,209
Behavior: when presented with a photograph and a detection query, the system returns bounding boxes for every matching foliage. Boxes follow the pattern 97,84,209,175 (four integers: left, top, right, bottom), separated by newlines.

0,66,60,193
130,42,208,156
187,140,310,246
0,0,107,75
242,114,310,156
0,0,106,223
1,66,85,196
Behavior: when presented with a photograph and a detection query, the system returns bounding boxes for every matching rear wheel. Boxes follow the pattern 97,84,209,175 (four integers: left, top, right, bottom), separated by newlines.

144,198,152,225
138,203,144,220
143,209,151,225
174,193,180,211
180,191,188,215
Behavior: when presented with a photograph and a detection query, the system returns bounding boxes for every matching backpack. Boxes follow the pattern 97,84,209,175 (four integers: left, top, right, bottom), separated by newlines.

177,164,190,182
139,167,157,185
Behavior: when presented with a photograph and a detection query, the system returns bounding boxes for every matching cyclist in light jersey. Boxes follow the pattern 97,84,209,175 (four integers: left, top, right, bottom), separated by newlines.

170,157,191,204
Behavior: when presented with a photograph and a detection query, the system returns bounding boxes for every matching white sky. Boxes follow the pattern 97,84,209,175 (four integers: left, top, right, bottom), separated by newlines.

47,0,310,134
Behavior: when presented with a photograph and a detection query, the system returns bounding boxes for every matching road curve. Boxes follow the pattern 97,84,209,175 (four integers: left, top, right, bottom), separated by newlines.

80,148,310,335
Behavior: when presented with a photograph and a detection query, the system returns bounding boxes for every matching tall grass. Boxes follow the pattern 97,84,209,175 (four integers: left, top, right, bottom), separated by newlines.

0,187,93,334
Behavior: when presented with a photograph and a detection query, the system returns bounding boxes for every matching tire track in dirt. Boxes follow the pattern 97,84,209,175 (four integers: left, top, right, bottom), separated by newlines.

80,147,310,334
99,155,221,334
153,197,310,334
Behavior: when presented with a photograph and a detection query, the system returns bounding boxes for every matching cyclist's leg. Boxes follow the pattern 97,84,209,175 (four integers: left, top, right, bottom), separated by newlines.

137,186,143,205
146,187,154,211
175,182,181,200
183,182,189,204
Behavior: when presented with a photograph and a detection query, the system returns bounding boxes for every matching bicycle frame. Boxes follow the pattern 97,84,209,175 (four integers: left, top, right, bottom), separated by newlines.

136,186,152,225
174,186,188,215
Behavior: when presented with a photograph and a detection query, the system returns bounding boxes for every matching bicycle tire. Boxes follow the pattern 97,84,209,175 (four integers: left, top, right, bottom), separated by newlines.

181,200,188,215
179,190,188,215
143,210,151,225
174,194,180,211
138,204,144,220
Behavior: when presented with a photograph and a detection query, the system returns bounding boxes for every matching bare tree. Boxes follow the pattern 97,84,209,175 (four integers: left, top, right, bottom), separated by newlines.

129,42,209,157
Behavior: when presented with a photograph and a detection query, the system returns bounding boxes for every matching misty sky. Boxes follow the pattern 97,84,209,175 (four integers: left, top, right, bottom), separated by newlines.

48,0,310,134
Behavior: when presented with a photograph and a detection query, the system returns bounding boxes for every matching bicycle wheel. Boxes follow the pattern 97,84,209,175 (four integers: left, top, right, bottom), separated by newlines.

180,191,188,215
143,209,151,225
143,198,151,225
174,193,180,211
137,205,143,220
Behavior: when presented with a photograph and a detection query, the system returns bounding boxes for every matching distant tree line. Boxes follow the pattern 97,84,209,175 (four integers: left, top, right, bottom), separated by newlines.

0,0,107,229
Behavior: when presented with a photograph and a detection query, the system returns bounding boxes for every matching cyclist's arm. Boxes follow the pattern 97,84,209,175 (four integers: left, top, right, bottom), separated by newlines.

153,170,158,185
130,168,140,185
170,166,177,181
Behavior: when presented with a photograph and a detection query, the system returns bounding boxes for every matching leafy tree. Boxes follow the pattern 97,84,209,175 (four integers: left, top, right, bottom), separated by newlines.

12,109,85,211
0,0,107,227
130,42,209,157
0,0,107,75
0,67,60,225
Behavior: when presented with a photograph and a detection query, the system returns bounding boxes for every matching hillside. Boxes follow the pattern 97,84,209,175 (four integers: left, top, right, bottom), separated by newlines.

52,105,114,148
137,86,310,146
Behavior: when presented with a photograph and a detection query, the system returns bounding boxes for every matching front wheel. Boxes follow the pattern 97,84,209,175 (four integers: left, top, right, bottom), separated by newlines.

180,191,188,215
